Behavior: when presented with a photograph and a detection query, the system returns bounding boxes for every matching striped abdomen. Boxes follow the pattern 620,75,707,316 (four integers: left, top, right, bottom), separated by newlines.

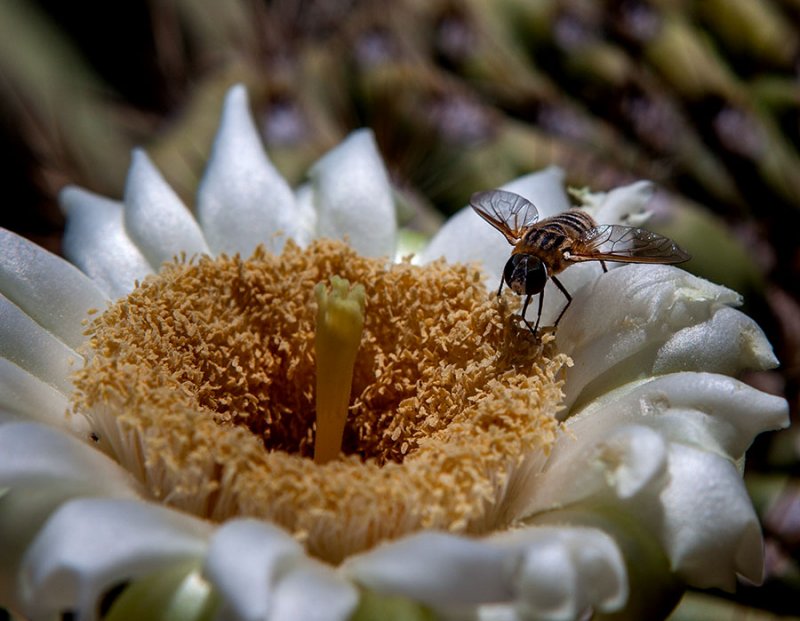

515,210,597,274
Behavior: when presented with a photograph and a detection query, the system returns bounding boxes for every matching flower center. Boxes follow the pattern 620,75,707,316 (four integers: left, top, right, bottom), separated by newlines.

73,239,568,563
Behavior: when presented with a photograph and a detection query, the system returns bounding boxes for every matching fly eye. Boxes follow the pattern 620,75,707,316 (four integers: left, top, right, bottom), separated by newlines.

503,255,547,296
523,257,547,295
503,255,520,285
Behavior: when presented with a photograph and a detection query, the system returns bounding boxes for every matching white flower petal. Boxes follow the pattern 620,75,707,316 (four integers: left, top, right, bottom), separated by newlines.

493,527,627,621
519,424,669,517
197,84,299,257
581,181,654,227
292,182,318,247
0,228,109,350
532,262,605,329
0,422,141,495
19,498,212,621
203,519,304,621
0,358,73,429
515,545,578,621
350,528,626,621
269,560,359,621
308,129,396,258
344,532,514,607
513,370,785,594
0,407,25,425
500,166,571,219
477,604,521,621
349,528,627,621
123,149,210,268
571,373,789,462
418,205,510,286
60,186,154,298
653,306,778,375
0,294,82,395
520,412,769,593
0,423,142,610
0,480,75,610
659,444,764,589
555,264,742,409
420,167,570,285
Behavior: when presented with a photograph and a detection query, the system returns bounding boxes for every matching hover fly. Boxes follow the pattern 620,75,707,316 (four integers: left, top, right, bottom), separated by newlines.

470,188,690,332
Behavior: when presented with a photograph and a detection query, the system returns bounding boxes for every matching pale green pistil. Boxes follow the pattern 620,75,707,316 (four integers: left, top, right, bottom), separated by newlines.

313,275,366,464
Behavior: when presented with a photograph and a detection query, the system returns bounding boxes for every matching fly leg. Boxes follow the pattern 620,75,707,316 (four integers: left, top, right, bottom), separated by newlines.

498,277,539,332
600,260,608,273
551,276,573,327
519,293,539,334
533,290,544,332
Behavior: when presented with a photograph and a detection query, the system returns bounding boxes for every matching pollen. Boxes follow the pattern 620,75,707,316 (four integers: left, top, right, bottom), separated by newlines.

73,239,568,563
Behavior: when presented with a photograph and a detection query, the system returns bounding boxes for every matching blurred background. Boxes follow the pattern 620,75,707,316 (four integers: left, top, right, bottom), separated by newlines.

0,0,798,618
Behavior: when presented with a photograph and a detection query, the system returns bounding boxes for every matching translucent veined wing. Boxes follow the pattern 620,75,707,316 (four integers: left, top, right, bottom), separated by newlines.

570,224,690,264
469,190,540,245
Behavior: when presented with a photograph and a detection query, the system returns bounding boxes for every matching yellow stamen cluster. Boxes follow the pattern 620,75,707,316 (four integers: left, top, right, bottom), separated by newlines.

73,239,567,563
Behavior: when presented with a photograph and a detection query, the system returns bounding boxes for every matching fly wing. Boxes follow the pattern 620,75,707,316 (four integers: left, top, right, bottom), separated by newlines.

469,189,540,245
571,224,690,264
